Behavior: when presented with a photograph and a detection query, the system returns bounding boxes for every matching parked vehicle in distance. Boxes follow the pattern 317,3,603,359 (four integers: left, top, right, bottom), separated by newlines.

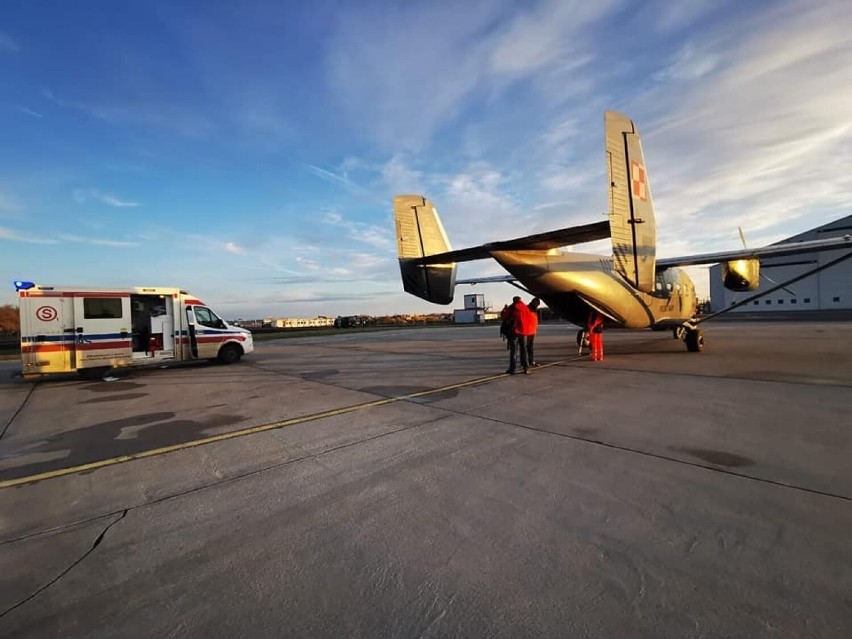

14,281,253,378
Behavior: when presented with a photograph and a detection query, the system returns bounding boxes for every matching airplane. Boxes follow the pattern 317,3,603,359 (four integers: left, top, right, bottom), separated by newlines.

391,111,852,352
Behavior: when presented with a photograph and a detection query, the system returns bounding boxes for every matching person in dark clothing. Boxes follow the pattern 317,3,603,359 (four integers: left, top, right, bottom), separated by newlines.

526,298,541,366
499,304,512,347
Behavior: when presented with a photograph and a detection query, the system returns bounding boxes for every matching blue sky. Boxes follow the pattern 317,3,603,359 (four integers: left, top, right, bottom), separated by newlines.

2,0,851,319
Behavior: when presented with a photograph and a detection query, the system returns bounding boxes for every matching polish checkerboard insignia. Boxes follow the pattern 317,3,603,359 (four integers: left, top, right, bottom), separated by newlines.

631,161,647,202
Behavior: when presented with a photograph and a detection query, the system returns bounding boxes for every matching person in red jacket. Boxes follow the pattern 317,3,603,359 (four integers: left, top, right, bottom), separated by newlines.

506,296,534,374
526,298,541,366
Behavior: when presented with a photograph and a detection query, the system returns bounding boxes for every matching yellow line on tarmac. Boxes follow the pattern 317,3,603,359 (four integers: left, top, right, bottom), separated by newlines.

0,367,536,490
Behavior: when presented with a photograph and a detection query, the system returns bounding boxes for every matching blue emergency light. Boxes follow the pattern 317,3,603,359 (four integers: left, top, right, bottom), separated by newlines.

13,280,35,291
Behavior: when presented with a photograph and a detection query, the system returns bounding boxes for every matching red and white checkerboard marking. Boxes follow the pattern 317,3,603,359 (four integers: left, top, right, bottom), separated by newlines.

631,161,647,202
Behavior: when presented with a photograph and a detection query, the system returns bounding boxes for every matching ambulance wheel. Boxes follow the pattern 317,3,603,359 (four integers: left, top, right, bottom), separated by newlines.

673,326,686,340
685,329,704,352
576,330,589,348
218,343,243,364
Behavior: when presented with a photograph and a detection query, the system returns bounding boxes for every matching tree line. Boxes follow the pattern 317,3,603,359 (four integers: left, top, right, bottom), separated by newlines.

0,305,19,334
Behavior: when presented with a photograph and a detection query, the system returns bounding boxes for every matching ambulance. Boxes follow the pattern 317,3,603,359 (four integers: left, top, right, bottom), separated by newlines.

14,281,254,378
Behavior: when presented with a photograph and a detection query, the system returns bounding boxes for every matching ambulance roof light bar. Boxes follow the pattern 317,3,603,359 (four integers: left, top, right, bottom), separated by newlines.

13,280,35,291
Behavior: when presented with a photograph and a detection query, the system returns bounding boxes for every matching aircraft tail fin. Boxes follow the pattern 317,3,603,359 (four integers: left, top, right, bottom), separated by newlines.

393,195,457,304
605,111,657,293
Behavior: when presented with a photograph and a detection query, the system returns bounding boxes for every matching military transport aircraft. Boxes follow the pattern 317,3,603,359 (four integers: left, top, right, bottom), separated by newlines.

392,111,852,352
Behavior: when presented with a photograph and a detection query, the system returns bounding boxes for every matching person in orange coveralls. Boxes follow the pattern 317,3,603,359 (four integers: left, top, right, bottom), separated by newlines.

526,298,541,367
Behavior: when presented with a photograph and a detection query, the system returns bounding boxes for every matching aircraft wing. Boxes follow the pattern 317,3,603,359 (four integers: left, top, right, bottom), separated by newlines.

656,235,852,269
414,220,610,265
456,274,517,285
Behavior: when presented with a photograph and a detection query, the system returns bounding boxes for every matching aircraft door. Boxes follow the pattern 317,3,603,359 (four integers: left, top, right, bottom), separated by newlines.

71,294,132,369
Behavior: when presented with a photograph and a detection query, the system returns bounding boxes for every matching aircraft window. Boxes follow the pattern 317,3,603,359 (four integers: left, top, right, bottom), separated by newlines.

753,301,759,306
791,299,797,304
833,296,840,302
194,306,226,329
83,297,123,319
804,298,811,303
667,283,673,291
765,300,771,305
655,282,663,291
778,299,784,304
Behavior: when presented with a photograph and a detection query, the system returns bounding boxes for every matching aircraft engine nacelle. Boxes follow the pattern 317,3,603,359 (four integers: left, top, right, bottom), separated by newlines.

722,258,760,291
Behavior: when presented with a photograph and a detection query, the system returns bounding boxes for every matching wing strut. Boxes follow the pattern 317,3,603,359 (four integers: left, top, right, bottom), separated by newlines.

697,250,852,324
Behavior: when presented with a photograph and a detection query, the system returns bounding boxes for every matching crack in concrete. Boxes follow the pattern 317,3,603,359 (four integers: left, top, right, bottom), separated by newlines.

0,509,128,619
0,384,36,441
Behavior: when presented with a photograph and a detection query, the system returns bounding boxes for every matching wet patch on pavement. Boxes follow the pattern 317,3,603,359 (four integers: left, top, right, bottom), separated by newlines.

78,393,149,404
0,412,244,481
82,381,146,392
301,370,340,381
678,448,754,468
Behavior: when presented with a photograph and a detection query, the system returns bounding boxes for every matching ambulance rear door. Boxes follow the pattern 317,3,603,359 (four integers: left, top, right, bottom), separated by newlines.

20,293,74,375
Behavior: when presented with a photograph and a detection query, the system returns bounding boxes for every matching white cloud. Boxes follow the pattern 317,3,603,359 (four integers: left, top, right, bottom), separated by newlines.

225,241,246,255
653,43,720,82
16,106,43,118
44,88,214,138
73,188,141,208
322,209,392,249
381,156,424,194
58,234,139,248
324,0,618,150
629,0,852,255
653,0,720,32
296,256,320,270
0,227,57,244
307,164,384,203
488,0,615,78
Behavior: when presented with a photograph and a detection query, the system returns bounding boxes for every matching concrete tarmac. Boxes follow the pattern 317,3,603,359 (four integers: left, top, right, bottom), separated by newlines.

0,322,850,637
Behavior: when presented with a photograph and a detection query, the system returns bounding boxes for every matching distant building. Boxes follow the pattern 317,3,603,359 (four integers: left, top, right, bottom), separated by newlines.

453,293,503,323
271,316,335,329
709,215,852,312
454,293,487,324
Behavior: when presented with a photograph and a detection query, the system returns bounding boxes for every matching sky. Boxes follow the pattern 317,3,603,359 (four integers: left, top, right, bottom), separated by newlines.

1,0,851,319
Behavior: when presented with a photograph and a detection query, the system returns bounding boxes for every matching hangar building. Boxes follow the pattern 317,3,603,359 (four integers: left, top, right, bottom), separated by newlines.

709,215,852,313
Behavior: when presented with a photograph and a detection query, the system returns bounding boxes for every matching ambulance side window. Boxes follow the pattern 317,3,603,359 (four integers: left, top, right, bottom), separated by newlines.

84,298,123,319
194,306,226,329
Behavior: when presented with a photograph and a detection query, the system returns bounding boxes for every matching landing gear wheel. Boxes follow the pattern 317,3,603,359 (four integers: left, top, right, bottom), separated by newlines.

685,329,704,352
576,330,589,348
673,326,686,340
217,343,243,364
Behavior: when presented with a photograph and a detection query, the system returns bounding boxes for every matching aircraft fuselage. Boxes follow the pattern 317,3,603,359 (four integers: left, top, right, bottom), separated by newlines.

490,250,697,329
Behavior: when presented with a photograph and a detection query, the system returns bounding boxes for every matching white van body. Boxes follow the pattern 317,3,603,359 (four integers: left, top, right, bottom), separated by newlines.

18,285,253,378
